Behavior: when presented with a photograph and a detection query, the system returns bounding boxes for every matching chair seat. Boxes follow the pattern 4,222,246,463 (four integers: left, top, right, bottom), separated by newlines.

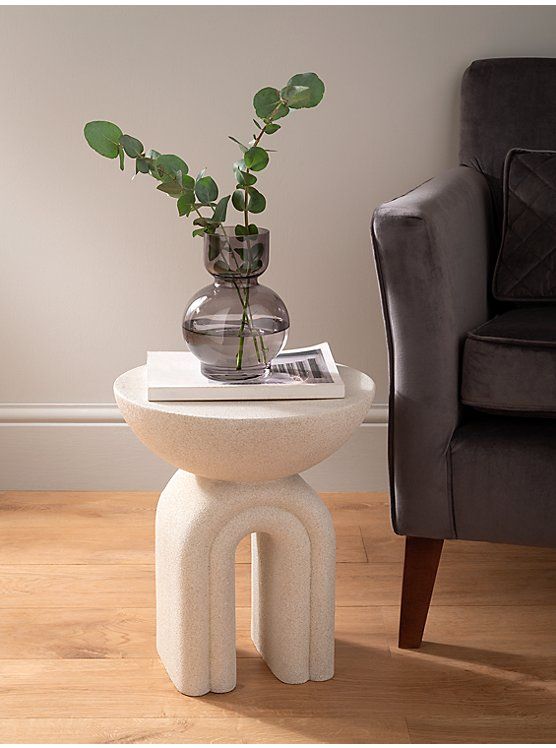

461,307,556,416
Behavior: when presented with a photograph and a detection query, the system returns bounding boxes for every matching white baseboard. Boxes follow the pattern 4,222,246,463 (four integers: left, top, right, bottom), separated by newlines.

0,404,388,492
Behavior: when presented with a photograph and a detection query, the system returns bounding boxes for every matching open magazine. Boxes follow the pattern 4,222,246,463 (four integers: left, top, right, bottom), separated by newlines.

147,342,345,401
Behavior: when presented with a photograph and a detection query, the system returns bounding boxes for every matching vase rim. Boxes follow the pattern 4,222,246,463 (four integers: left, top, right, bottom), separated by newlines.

216,226,269,239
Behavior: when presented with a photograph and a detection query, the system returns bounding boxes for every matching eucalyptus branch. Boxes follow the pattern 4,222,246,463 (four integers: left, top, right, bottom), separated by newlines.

83,72,324,240
228,72,325,236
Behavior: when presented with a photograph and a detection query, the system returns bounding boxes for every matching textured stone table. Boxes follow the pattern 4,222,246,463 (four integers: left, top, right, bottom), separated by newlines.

114,365,375,696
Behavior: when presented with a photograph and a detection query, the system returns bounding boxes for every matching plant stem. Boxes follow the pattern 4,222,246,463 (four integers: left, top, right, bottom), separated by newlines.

242,102,281,231
224,228,266,367
235,284,250,370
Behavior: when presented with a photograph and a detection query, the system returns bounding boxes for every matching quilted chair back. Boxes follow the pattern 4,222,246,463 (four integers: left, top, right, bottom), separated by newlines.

460,58,556,225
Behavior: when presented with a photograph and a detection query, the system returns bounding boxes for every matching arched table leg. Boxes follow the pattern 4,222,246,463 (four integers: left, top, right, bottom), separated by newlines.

155,470,335,696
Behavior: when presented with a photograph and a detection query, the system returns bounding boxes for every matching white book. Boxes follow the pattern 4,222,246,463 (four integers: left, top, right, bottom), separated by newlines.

147,343,345,401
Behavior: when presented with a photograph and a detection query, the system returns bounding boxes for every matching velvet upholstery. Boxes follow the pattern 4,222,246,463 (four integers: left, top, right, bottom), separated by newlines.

462,307,556,416
372,167,492,539
460,58,556,226
372,57,556,549
493,149,556,301
451,416,556,547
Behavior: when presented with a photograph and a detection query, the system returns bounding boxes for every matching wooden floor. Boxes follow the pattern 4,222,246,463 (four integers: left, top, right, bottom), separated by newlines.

0,492,555,744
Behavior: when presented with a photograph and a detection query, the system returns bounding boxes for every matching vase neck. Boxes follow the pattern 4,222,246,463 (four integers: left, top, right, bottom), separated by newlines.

214,275,260,288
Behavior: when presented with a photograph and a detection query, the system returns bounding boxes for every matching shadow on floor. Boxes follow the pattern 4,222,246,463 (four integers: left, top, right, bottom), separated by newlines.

197,634,556,743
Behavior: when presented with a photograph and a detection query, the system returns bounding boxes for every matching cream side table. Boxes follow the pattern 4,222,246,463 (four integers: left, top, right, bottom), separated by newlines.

114,365,375,696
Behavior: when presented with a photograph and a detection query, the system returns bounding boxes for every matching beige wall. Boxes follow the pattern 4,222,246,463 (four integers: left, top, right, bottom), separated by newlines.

2,5,556,405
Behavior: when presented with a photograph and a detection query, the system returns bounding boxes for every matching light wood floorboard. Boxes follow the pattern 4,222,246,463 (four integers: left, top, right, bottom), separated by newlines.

0,490,555,743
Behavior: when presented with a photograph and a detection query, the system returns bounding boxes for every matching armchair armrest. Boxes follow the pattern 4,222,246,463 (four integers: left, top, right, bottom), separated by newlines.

372,166,493,538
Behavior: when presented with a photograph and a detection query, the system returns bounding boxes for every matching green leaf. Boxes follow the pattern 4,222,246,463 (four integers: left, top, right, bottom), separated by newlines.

232,189,246,212
120,134,144,158
250,242,264,256
285,72,325,108
155,154,189,181
179,173,195,191
195,175,218,203
244,146,269,172
118,145,125,171
247,223,259,235
84,121,123,159
248,187,266,214
264,123,281,135
228,136,248,154
253,87,289,120
253,119,263,130
234,164,257,187
280,84,312,108
136,157,150,174
234,224,248,236
156,179,183,198
208,240,221,261
253,87,280,117
212,195,230,224
192,228,206,238
177,190,196,216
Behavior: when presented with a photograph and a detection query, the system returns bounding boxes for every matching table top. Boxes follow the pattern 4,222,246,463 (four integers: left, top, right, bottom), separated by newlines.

114,364,375,424
113,364,375,480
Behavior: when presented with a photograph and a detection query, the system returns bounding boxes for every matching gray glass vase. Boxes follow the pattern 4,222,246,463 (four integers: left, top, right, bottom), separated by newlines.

182,228,290,382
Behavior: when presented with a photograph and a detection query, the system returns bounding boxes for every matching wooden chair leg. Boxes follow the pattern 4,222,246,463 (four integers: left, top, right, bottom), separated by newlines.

398,536,444,649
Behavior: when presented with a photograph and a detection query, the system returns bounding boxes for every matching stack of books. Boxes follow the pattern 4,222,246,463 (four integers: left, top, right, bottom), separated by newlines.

147,342,345,401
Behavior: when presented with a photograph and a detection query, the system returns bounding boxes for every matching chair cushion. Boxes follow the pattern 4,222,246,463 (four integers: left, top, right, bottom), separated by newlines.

493,148,556,301
461,307,556,416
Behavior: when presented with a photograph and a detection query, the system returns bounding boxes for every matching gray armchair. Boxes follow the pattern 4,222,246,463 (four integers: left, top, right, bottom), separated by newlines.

372,58,556,648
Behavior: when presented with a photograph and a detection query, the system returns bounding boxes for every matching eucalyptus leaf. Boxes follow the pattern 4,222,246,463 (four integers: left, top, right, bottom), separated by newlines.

136,157,150,174
195,175,219,203
212,195,230,224
235,224,248,236
228,135,248,153
177,172,195,190
280,84,311,108
247,187,266,214
253,87,280,118
120,134,144,158
264,123,281,135
232,189,246,212
156,179,184,198
207,241,221,261
177,190,196,216
250,242,264,258
118,145,125,171
234,167,257,187
247,223,259,235
192,228,206,237
285,72,325,108
244,146,269,171
253,87,289,120
155,154,189,181
84,121,123,159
